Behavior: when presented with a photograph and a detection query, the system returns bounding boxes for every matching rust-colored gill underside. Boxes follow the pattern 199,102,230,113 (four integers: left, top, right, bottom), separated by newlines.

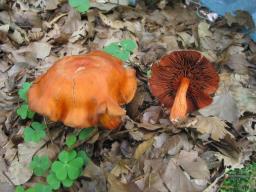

149,50,219,120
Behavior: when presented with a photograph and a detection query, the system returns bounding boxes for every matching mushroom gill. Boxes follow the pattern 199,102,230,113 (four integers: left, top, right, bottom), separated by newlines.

28,50,137,129
149,50,219,121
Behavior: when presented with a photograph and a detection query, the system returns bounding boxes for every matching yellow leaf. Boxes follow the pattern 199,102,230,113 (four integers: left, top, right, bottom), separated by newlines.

134,137,154,160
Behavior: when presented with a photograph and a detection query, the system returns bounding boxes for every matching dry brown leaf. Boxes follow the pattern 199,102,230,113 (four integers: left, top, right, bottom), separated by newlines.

225,11,255,29
0,126,8,147
177,32,195,48
215,152,243,169
186,116,234,141
129,130,144,141
163,133,193,156
62,8,83,34
100,12,141,34
111,161,130,177
0,156,8,183
199,91,239,123
241,117,256,141
218,73,256,114
153,133,168,149
5,141,46,185
28,42,52,59
99,13,125,29
14,11,42,28
83,161,107,191
5,160,32,185
134,137,154,160
142,106,161,124
143,172,169,192
226,54,251,74
161,159,197,192
108,173,141,192
177,150,210,180
0,182,13,192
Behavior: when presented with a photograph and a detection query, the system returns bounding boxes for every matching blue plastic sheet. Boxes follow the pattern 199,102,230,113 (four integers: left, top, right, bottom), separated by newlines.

200,0,256,41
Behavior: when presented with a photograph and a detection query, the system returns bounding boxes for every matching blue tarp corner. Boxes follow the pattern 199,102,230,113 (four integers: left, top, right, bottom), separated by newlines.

200,0,256,41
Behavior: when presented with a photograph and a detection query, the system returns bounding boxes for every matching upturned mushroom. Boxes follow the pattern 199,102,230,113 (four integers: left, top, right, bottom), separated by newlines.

149,50,219,121
28,50,137,129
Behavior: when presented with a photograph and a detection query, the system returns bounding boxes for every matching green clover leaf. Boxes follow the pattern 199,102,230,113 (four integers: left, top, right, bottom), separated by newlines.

103,39,137,61
51,161,67,181
18,82,32,102
47,171,74,189
16,184,52,192
24,122,46,143
33,184,52,192
78,150,90,165
26,188,36,192
103,43,130,61
47,172,61,190
68,0,90,13
78,127,95,141
62,178,74,188
65,134,77,148
17,104,35,120
30,155,51,176
15,186,25,192
120,39,137,52
51,150,85,182
59,150,77,163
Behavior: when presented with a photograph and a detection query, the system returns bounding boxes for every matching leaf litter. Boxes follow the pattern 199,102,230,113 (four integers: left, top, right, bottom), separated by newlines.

0,0,256,191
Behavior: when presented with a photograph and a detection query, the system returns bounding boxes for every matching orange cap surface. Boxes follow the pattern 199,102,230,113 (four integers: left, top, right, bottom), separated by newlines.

149,50,219,121
28,51,137,129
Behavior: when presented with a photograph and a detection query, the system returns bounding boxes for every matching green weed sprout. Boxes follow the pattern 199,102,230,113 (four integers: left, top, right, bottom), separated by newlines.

221,163,256,192
24,122,46,143
68,0,90,13
103,39,137,61
15,184,52,192
49,150,85,188
30,155,51,176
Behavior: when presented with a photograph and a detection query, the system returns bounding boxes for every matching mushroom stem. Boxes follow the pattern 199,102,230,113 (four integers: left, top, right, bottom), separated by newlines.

170,77,190,121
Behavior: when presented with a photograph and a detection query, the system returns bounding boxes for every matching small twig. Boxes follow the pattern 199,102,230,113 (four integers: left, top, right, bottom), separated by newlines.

203,171,225,192
2,171,15,187
69,128,98,151
32,128,64,157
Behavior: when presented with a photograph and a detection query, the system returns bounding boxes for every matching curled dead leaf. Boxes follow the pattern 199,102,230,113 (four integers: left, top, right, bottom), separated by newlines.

185,116,234,141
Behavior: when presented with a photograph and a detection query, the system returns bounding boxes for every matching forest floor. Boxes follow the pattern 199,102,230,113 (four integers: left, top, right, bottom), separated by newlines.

0,0,256,192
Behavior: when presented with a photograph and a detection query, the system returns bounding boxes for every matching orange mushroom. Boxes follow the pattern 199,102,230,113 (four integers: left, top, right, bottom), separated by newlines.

149,50,219,122
28,50,137,129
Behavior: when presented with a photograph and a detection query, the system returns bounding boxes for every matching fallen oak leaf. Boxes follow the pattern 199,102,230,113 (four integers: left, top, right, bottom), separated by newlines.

184,116,234,141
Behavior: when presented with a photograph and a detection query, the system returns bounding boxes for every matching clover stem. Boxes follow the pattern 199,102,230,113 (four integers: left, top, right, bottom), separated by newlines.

170,77,190,121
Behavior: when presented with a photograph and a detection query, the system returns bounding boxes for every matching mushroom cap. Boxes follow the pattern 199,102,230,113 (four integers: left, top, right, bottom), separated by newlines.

28,50,137,129
149,50,219,113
